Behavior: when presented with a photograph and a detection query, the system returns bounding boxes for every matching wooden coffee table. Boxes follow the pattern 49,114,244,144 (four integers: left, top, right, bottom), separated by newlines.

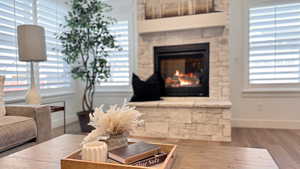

0,134,279,169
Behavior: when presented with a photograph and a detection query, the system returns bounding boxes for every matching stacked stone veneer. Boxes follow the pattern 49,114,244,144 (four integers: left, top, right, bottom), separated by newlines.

131,0,231,142
130,101,231,142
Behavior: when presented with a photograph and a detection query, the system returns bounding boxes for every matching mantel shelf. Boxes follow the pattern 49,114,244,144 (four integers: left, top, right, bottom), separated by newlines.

139,12,227,34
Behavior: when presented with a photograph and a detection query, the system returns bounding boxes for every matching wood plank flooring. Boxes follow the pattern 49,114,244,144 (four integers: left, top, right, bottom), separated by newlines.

1,122,299,169
225,128,300,169
53,123,300,169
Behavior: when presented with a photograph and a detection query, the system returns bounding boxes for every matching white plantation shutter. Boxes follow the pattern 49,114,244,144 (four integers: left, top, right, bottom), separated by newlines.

0,0,32,92
249,3,300,84
101,21,130,86
37,0,70,89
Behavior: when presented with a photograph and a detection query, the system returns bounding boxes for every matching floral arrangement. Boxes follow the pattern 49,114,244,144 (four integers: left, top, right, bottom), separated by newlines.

82,101,143,145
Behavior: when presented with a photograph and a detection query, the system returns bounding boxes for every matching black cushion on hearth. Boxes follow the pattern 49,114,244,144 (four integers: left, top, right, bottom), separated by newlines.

130,73,163,102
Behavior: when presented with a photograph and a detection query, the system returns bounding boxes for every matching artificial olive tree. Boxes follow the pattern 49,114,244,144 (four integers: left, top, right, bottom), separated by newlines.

58,0,119,113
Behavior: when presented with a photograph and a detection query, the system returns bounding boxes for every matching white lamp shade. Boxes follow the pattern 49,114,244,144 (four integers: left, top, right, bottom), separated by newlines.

17,24,47,62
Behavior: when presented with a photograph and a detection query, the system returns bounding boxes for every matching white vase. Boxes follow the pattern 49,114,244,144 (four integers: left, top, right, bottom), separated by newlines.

82,141,108,162
25,62,41,105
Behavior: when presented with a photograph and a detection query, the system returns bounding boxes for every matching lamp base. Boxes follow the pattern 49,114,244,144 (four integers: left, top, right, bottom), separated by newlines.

25,85,42,105
25,62,42,105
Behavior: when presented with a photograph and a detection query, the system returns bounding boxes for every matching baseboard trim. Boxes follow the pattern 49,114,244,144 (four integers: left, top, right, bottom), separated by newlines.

52,115,78,129
232,119,300,129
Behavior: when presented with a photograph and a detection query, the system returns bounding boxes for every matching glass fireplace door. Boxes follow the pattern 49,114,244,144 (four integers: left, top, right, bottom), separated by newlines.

154,43,209,97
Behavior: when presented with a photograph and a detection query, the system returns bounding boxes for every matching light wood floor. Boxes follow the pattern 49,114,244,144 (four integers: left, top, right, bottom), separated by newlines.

229,128,300,169
0,122,298,168
53,123,300,169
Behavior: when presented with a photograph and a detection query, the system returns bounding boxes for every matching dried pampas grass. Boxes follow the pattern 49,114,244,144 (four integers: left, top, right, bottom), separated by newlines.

82,100,143,145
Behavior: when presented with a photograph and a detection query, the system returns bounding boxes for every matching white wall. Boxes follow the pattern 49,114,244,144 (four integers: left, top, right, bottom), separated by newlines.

230,0,300,129
93,91,132,110
43,92,81,128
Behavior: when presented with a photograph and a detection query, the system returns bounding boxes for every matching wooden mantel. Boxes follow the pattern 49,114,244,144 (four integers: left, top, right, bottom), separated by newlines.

139,12,227,34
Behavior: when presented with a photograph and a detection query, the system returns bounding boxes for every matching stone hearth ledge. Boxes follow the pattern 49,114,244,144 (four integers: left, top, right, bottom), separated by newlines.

128,99,232,108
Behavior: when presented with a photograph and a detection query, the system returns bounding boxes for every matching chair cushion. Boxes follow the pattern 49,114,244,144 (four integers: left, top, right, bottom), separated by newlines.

0,116,37,152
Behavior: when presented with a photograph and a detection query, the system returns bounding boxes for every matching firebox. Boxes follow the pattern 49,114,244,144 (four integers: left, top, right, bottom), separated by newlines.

154,43,209,97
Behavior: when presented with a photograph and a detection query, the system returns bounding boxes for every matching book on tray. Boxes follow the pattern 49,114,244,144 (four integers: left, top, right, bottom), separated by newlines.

108,152,168,167
108,141,161,164
132,152,168,167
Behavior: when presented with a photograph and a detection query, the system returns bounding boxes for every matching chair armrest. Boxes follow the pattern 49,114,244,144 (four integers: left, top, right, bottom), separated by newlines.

6,105,42,118
6,105,52,142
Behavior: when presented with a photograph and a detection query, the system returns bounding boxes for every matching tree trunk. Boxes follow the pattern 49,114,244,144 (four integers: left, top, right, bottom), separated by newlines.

82,80,96,113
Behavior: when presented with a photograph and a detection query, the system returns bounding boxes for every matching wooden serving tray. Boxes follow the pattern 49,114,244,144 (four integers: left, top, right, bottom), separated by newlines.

61,142,177,169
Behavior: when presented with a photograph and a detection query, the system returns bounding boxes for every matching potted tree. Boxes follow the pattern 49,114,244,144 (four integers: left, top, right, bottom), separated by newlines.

57,0,119,132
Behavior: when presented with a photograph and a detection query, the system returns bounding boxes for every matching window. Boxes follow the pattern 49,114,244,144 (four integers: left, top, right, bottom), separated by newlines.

99,0,134,88
249,3,300,84
0,0,71,92
37,0,71,89
101,21,130,87
0,0,33,92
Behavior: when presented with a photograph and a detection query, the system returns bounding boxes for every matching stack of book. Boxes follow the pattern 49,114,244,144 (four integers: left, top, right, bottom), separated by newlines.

108,141,168,167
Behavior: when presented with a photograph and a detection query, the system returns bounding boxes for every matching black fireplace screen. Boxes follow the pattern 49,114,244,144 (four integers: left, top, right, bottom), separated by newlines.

154,43,209,97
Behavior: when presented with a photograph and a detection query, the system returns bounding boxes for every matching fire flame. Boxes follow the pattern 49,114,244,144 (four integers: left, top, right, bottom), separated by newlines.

173,70,198,87
178,78,193,86
165,70,200,88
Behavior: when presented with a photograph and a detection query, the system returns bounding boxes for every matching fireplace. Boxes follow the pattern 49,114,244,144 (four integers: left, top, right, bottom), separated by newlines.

154,43,209,97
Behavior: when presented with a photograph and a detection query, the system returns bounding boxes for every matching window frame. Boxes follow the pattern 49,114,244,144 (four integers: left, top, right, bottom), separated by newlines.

243,0,300,93
96,0,136,93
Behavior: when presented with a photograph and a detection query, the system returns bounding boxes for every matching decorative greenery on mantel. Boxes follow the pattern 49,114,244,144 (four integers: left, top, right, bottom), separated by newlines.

57,0,120,113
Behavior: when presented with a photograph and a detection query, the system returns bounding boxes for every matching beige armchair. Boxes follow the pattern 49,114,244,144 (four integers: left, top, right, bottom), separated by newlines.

0,105,51,152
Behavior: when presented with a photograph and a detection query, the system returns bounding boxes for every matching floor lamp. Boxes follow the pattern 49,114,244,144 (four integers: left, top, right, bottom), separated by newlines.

17,25,47,105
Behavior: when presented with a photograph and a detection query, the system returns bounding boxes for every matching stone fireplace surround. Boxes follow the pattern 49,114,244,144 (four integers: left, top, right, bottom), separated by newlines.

130,0,231,142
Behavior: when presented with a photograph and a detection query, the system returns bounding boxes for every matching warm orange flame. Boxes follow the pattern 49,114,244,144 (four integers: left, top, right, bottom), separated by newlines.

169,70,199,87
178,77,193,86
175,70,180,76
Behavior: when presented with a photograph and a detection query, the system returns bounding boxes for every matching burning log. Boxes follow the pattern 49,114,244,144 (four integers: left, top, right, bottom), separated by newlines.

165,70,200,87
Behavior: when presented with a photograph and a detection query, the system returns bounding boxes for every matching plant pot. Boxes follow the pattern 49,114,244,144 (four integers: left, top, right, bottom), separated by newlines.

77,111,95,133
104,134,128,151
